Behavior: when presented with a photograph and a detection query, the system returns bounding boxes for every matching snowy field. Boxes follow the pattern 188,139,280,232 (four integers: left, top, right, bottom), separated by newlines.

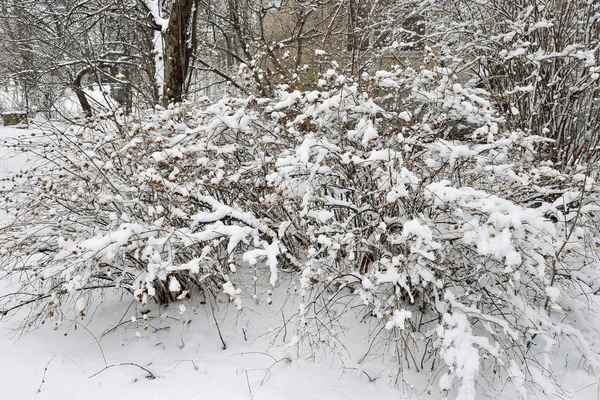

0,125,598,400
0,282,407,400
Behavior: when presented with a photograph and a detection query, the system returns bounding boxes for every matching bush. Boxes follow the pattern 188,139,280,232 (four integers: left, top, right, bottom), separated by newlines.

428,0,600,165
1,60,600,399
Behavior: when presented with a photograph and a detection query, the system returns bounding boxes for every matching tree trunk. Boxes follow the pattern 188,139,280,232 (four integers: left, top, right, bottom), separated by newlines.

163,0,196,106
73,68,93,117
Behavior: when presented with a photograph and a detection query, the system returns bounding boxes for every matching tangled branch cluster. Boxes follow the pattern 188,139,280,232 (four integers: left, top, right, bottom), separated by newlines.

1,59,600,399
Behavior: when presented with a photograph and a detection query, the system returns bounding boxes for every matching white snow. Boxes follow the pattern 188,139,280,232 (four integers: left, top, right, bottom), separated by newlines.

0,279,419,400
385,309,412,330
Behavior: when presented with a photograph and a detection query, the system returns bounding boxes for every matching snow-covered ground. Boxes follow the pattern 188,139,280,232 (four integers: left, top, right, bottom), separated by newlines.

0,283,411,400
0,126,30,175
0,125,598,400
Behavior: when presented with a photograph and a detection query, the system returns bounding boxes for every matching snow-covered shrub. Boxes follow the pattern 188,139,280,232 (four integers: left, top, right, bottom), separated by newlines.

1,59,600,399
0,104,286,326
427,0,600,165
261,65,600,398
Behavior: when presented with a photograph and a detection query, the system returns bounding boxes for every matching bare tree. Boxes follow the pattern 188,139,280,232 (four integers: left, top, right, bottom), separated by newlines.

0,0,157,117
429,0,600,164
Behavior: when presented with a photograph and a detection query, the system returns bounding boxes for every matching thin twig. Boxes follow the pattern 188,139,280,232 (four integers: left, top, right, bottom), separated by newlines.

231,351,278,363
245,370,253,399
281,311,288,343
37,356,55,393
208,294,227,350
401,332,420,373
89,362,156,379
63,318,107,368
260,357,292,385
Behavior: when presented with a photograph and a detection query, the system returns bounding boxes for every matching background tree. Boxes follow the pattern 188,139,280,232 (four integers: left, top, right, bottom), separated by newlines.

143,0,200,105
0,0,157,117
